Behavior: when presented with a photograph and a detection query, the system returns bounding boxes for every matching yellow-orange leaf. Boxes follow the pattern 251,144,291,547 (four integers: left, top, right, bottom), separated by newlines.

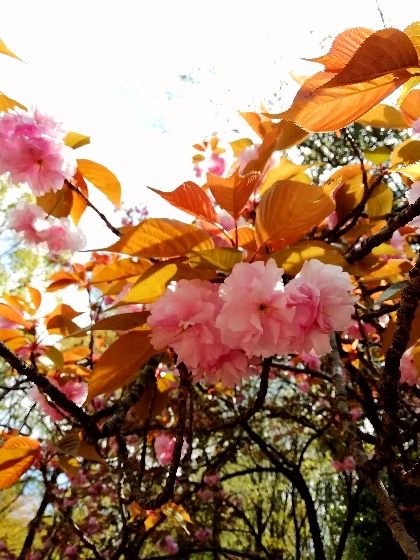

0,92,25,112
58,456,80,477
86,330,155,402
26,285,41,312
399,88,420,125
188,248,243,271
271,241,354,276
259,155,314,196
358,258,412,281
77,159,121,208
307,27,373,72
0,436,40,489
390,139,420,166
396,162,420,181
255,181,335,248
405,22,420,59
64,132,91,150
367,183,394,220
103,218,214,258
148,182,220,225
276,73,408,132
0,39,22,61
207,169,260,220
70,171,89,226
356,103,409,129
334,175,364,222
91,258,151,284
324,29,420,88
238,111,267,138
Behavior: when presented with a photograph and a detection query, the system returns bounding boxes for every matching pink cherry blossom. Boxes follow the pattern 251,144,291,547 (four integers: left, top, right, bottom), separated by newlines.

331,456,356,472
156,535,179,555
195,528,213,543
9,201,49,244
412,117,420,135
147,279,250,386
0,107,76,195
204,473,221,486
28,379,88,422
194,151,227,178
350,407,362,422
9,201,86,255
300,351,321,371
154,433,188,466
286,259,356,355
216,259,296,358
400,346,420,386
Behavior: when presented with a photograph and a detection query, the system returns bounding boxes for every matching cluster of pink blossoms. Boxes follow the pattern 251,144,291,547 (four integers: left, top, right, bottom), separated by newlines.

9,201,86,255
147,259,356,387
0,107,76,196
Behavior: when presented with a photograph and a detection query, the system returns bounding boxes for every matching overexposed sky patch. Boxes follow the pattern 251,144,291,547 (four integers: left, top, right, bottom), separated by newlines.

0,0,417,246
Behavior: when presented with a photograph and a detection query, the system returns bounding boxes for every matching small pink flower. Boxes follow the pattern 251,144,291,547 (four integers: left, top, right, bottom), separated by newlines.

198,488,214,500
154,433,187,466
400,347,420,386
300,351,321,371
43,218,86,255
297,381,311,393
350,407,362,422
157,535,179,555
194,152,227,178
0,107,76,195
204,473,220,486
412,117,420,135
342,456,356,472
28,379,87,421
9,201,49,244
195,528,213,543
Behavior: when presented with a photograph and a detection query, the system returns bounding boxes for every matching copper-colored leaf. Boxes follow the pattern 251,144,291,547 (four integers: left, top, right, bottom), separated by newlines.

367,183,394,220
307,27,373,72
238,111,267,138
323,29,419,89
276,73,408,132
259,155,314,196
356,103,409,129
103,218,214,258
148,182,220,225
77,159,121,208
26,285,41,312
0,436,40,489
334,175,364,222
86,330,155,402
91,258,151,284
207,169,260,220
70,171,89,226
36,185,73,219
84,311,149,332
255,180,335,249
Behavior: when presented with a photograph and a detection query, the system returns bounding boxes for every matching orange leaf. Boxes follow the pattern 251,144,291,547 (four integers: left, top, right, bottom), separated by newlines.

276,73,407,132
0,436,40,489
0,92,25,112
390,139,420,166
307,27,373,72
207,169,260,220
148,182,220,225
0,303,31,329
255,180,335,249
324,29,420,88
36,186,73,219
238,111,268,138
86,330,155,402
84,311,149,332
103,218,214,258
70,171,89,226
26,285,41,312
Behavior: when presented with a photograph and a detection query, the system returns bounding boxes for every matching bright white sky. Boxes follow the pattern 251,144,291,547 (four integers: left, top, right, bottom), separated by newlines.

0,0,417,248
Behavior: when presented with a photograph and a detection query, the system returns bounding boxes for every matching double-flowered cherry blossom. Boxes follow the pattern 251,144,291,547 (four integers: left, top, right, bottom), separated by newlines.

28,378,87,422
9,201,86,256
147,259,356,386
0,107,76,195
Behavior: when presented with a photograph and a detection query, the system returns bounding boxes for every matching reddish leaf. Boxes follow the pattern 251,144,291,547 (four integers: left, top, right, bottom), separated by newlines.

148,182,220,225
207,168,260,220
